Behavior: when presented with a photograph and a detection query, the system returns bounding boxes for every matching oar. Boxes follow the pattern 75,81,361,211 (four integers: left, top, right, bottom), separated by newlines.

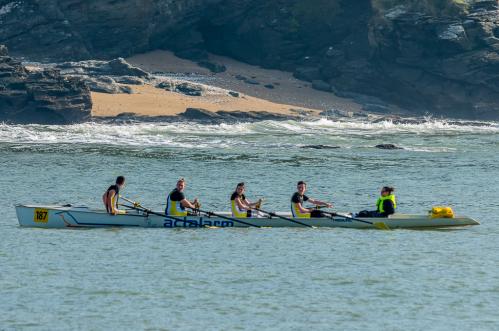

120,203,204,227
119,196,205,228
320,210,390,230
254,207,315,228
196,208,261,228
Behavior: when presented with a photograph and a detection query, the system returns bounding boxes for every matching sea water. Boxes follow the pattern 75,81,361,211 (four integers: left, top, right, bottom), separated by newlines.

1,118,498,330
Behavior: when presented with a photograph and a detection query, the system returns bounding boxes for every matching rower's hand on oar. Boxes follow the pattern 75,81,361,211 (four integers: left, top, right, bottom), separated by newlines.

254,198,263,210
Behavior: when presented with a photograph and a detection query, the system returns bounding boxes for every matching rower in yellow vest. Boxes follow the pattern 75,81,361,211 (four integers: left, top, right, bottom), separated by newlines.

166,178,199,216
230,182,262,218
291,181,333,218
357,186,397,218
376,186,397,216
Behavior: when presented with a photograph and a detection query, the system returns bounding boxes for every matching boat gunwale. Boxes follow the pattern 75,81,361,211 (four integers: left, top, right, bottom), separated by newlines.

14,204,480,225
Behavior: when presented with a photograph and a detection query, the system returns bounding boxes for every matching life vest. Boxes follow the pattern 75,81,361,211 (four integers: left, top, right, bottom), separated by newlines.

103,185,119,214
166,189,188,216
231,194,247,218
376,194,397,214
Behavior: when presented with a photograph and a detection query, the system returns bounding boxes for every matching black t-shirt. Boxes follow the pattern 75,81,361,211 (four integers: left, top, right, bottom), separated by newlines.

231,192,246,201
291,192,309,205
169,189,185,202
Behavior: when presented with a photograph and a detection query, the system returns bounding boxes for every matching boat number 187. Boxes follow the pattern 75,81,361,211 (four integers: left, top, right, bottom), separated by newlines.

33,209,49,223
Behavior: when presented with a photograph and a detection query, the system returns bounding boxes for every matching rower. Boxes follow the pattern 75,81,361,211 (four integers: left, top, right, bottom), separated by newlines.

357,186,396,218
102,176,126,215
291,181,332,218
230,182,262,218
166,178,199,216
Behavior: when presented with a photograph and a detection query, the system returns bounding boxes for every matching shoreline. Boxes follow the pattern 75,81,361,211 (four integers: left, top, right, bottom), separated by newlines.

90,50,366,122
91,84,322,120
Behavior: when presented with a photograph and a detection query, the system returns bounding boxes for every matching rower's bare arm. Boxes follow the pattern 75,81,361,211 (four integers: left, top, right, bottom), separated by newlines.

295,203,311,213
181,199,197,209
236,197,250,211
247,199,263,208
309,198,333,208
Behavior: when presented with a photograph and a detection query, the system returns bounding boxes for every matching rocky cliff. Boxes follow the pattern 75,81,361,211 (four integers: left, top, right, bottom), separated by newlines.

1,0,499,119
0,45,91,123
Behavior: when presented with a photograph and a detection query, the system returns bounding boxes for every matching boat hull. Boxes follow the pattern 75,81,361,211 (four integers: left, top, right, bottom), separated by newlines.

15,205,480,229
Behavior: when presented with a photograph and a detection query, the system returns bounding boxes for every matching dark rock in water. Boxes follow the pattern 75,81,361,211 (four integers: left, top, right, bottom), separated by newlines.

114,76,144,85
197,60,226,73
301,145,340,149
311,80,332,92
182,108,221,120
375,144,403,150
0,45,91,124
371,116,429,125
264,84,275,89
228,91,240,97
235,75,247,81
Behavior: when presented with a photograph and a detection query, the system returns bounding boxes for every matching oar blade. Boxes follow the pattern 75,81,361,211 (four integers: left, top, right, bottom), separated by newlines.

373,222,390,230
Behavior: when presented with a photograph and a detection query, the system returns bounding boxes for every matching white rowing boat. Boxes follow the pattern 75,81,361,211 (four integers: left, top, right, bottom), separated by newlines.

15,204,480,229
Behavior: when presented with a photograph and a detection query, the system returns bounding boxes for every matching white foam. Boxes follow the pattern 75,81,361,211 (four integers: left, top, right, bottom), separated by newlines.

0,118,497,150
0,2,18,16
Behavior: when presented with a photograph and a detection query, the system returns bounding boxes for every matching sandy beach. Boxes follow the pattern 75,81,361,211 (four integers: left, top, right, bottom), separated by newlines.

91,84,320,117
91,50,362,118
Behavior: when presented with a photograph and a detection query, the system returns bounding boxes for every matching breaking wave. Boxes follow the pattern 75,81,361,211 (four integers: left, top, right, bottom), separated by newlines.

0,118,498,151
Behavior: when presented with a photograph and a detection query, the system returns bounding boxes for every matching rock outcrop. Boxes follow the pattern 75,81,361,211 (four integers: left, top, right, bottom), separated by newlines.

102,107,297,123
156,81,205,96
0,45,91,124
54,58,149,94
2,1,499,119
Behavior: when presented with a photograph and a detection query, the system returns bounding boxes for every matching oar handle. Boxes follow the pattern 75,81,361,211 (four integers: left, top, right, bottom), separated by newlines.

119,195,142,207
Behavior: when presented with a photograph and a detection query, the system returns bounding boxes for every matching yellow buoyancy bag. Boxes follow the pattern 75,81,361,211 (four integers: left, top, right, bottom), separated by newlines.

430,206,454,218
